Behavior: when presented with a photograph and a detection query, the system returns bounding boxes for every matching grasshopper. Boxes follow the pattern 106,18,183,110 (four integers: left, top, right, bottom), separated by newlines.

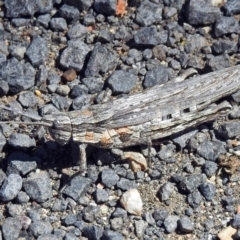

1,65,240,172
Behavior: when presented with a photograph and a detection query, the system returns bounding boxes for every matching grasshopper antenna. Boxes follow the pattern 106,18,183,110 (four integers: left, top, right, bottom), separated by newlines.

0,104,52,127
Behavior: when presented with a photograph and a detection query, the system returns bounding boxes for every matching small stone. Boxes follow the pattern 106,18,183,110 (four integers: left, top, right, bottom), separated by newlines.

11,46,26,60
51,94,72,111
18,91,38,108
64,214,77,226
63,175,92,201
62,69,77,82
218,122,240,138
7,204,23,217
28,220,53,237
0,174,22,201
83,205,101,222
59,4,80,23
16,191,30,204
143,211,155,225
25,36,49,67
0,80,9,97
50,18,67,31
199,182,216,201
135,220,148,238
35,90,41,96
163,215,180,233
101,169,119,188
232,213,240,229
153,209,168,221
8,133,36,149
179,174,204,193
83,225,103,240
102,230,124,240
157,182,174,201
116,178,137,191
67,23,87,39
93,189,109,203
179,216,194,233
106,70,138,94
187,191,203,208
120,189,143,215
224,0,240,16
197,140,226,161
94,0,117,15
214,16,239,37
2,217,21,240
82,77,104,94
23,171,52,203
203,161,218,177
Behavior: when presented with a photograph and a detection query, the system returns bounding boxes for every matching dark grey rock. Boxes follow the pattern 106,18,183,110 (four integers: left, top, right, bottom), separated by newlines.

70,85,88,98
82,77,104,94
36,65,49,86
11,18,30,27
72,95,91,110
83,205,101,222
25,36,49,67
106,70,138,94
212,39,238,55
64,214,77,226
153,209,168,221
16,191,30,203
67,23,87,39
39,104,59,116
179,216,194,233
85,43,118,78
158,182,174,201
143,211,155,225
51,94,72,111
38,234,60,240
94,0,117,15
203,161,218,177
157,144,176,160
50,18,67,31
52,199,68,212
63,176,91,201
135,0,162,26
8,133,36,149
218,121,240,138
200,182,216,201
224,0,240,16
185,34,208,53
0,80,9,96
179,174,204,193
18,91,38,108
59,4,80,23
36,14,51,28
187,191,203,208
83,225,103,240
83,14,96,26
116,178,137,191
111,208,127,219
2,217,21,240
186,0,221,25
143,65,169,88
206,54,230,71
5,0,37,17
0,174,22,201
93,189,109,203
23,171,52,203
28,220,53,237
64,233,78,240
27,209,41,222
0,58,24,79
163,215,179,233
232,90,240,103
7,151,38,175
101,169,119,188
98,29,113,43
134,26,161,46
7,75,35,94
7,204,23,217
214,16,239,37
164,7,178,18
148,169,161,179
197,140,225,161
101,230,124,240
48,70,61,84
59,41,90,71
232,213,240,229
110,217,123,230
185,208,193,216
171,128,198,149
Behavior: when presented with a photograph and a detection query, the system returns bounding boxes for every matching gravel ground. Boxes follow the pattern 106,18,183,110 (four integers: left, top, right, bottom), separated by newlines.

1,0,240,239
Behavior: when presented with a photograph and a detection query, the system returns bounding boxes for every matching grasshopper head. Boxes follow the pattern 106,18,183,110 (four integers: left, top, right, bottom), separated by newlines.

42,113,72,145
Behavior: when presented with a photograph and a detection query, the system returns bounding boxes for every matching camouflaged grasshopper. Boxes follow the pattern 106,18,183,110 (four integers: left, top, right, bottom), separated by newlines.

1,65,240,171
